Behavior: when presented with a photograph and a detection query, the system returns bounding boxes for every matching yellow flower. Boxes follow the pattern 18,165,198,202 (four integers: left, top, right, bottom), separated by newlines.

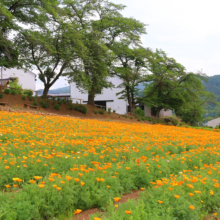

114,197,120,202
189,205,195,210
34,176,42,180
74,209,82,214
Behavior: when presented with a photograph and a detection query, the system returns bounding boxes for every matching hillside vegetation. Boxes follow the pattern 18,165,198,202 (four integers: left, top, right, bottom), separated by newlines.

0,112,220,219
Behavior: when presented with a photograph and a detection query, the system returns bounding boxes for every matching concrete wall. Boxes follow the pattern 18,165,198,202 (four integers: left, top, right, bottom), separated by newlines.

159,109,173,117
144,105,151,117
70,76,127,114
1,68,36,91
144,105,172,117
207,118,220,128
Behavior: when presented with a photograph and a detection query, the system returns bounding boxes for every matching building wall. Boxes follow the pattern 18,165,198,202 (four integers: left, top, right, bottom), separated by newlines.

1,68,36,91
207,118,220,128
159,109,173,117
70,76,127,114
144,105,172,117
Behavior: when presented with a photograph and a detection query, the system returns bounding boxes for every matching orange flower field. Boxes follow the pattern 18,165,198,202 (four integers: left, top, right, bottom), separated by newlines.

0,112,220,219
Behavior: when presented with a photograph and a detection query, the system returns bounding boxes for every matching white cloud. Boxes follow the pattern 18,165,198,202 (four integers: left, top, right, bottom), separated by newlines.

113,0,220,76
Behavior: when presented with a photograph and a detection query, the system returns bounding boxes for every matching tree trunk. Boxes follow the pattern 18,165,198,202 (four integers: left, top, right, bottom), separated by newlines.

88,92,95,105
130,103,136,116
43,84,50,97
156,107,162,119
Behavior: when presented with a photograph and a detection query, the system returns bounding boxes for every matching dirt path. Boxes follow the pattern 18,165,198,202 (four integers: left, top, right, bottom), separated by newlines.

71,190,142,220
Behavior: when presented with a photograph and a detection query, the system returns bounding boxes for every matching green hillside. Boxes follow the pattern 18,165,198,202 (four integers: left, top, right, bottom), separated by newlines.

37,86,70,95
204,75,220,102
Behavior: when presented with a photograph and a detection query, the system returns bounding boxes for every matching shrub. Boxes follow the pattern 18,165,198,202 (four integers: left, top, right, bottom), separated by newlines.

11,90,16,95
172,118,178,126
4,89,9,94
57,100,62,106
42,101,49,109
130,116,133,119
0,94,3,99
108,108,111,114
113,110,116,113
9,78,22,94
54,104,60,111
52,97,56,101
135,107,145,117
22,95,27,100
179,122,184,126
94,110,98,114
74,104,79,111
40,95,46,99
21,89,33,97
78,104,88,114
69,103,74,110
99,108,105,115
29,96,33,101
33,101,39,106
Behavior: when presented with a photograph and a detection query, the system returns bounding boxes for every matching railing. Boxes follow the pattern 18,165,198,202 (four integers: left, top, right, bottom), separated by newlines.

69,98,83,104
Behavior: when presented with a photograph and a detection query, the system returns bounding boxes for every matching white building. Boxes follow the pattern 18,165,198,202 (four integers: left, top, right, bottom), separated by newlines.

1,67,36,91
207,117,220,128
70,76,127,114
70,76,173,116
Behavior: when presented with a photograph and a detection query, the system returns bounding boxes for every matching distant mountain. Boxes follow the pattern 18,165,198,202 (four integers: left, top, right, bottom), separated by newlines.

37,86,70,95
203,75,220,102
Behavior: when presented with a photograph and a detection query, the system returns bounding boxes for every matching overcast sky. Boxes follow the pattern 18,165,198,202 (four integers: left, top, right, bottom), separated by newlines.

36,0,220,90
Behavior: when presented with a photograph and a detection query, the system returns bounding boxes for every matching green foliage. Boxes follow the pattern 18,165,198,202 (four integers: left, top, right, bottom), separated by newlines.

54,104,60,111
21,89,33,97
130,116,133,119
99,108,105,115
57,100,62,106
11,90,16,95
142,49,216,122
9,78,22,94
69,103,74,110
94,110,98,114
0,94,3,99
108,108,111,114
33,101,38,106
113,45,148,115
29,96,33,101
135,107,145,117
78,104,88,114
73,104,88,114
4,89,9,94
172,118,178,126
40,99,49,109
113,110,116,113
22,95,26,100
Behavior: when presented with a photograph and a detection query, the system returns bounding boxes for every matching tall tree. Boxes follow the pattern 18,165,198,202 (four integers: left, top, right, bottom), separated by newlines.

0,0,58,68
142,49,211,119
16,20,85,96
112,43,148,115
64,0,146,105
